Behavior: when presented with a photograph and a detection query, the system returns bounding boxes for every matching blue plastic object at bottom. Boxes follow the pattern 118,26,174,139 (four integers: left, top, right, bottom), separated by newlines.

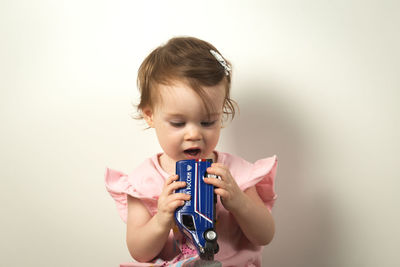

174,159,219,260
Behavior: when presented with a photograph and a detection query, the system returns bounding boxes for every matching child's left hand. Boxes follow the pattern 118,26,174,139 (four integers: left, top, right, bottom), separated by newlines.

204,163,245,212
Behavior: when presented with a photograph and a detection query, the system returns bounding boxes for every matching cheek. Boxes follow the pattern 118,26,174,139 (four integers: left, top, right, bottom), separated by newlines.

155,126,181,145
206,128,221,145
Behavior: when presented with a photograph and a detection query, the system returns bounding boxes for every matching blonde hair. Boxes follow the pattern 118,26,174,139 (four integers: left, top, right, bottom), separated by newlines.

136,36,237,121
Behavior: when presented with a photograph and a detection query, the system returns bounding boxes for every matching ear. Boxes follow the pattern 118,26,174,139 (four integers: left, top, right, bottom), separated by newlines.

142,107,154,128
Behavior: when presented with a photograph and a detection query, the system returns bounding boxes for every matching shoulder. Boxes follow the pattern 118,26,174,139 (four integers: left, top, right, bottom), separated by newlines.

216,151,254,178
129,155,160,178
217,151,277,173
105,154,167,201
126,154,167,197
104,154,166,222
217,151,252,167
216,150,278,188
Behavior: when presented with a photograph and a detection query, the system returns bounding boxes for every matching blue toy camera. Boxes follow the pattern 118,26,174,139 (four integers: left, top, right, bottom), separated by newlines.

174,159,219,260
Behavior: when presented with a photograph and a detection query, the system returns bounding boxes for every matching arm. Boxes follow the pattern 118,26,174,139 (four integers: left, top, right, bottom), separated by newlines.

230,186,275,246
126,196,169,261
205,163,275,246
126,175,190,262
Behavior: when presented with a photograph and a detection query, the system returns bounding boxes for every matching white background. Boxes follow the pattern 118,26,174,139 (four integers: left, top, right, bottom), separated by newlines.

1,1,399,266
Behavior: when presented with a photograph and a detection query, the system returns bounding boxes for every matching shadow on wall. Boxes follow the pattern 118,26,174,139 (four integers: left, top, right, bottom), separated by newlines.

228,85,340,267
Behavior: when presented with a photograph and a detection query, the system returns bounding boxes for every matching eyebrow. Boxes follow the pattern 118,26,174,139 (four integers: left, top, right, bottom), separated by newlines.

166,112,221,117
165,113,185,118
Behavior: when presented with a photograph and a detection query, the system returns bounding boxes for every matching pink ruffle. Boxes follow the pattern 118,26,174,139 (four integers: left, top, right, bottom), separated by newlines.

104,168,158,222
236,155,278,212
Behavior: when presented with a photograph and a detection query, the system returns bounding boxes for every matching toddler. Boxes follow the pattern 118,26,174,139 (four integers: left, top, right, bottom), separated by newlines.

105,36,278,267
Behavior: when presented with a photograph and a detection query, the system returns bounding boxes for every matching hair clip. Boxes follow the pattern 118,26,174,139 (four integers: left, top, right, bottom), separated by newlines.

210,49,231,76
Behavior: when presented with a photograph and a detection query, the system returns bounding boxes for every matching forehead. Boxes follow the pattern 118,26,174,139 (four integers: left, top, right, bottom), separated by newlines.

155,81,225,115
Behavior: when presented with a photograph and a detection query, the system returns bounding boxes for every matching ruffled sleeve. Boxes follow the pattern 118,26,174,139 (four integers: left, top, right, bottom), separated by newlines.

105,158,166,223
104,168,132,223
245,156,278,212
220,152,278,212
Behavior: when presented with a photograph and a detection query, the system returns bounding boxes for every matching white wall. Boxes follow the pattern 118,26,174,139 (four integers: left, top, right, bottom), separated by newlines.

1,1,399,266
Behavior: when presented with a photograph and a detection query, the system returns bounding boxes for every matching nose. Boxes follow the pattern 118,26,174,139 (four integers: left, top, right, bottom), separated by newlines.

184,124,202,141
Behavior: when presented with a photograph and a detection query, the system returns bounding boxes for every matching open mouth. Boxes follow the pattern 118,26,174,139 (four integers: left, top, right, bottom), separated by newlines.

184,148,201,157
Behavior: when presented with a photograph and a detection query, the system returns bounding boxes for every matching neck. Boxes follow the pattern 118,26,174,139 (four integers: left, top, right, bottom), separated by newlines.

158,154,176,175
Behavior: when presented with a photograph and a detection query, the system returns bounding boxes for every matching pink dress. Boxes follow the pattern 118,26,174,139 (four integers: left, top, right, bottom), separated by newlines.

105,151,278,267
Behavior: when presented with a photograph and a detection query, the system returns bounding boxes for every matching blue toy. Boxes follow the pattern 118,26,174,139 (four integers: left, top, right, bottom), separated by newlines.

174,159,219,260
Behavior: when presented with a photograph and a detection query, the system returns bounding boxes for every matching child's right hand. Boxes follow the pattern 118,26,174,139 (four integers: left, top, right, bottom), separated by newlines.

156,174,191,229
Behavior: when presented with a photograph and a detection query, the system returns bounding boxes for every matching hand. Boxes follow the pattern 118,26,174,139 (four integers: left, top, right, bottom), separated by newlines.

156,174,191,229
204,163,245,212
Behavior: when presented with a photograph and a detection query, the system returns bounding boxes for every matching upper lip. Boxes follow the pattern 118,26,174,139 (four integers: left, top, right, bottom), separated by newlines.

184,147,201,151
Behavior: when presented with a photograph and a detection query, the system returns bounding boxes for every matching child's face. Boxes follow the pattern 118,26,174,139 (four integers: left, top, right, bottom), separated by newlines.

143,80,225,169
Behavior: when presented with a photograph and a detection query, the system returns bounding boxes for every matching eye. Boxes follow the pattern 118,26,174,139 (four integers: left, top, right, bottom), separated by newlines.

201,121,217,127
170,121,185,128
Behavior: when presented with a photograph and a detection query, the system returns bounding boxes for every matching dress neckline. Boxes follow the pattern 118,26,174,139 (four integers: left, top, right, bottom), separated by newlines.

151,151,222,179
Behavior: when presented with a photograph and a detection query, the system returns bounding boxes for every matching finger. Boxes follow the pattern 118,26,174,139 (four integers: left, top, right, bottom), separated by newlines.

207,166,230,180
208,163,229,172
166,199,187,212
161,176,184,197
159,193,190,212
164,175,179,188
165,181,187,195
203,177,224,188
214,188,230,199
170,193,191,201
